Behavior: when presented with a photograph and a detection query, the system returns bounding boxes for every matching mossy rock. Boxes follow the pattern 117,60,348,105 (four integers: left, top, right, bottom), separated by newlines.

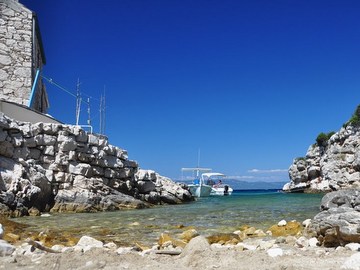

206,233,241,245
180,229,199,242
268,221,302,237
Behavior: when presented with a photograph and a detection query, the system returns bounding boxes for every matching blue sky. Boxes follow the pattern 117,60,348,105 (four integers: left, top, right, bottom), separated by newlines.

21,0,360,182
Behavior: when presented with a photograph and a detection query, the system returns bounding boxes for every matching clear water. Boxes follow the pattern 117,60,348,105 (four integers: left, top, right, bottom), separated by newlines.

15,190,323,246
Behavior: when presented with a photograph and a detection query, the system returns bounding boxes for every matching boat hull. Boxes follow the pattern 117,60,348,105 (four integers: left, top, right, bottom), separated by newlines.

210,186,233,196
188,184,212,197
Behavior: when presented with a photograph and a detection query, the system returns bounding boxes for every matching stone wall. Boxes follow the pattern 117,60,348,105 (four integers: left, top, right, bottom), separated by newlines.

0,0,48,113
0,113,192,217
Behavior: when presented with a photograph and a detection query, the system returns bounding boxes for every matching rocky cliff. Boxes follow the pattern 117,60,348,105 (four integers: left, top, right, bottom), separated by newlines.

284,108,360,193
0,113,192,217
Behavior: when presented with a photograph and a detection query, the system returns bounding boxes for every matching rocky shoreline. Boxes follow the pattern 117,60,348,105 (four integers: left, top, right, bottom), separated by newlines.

0,218,359,270
284,106,360,193
0,113,193,217
0,189,360,269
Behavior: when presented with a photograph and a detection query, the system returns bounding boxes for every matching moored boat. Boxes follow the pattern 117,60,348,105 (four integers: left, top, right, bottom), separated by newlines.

181,167,212,197
202,172,233,196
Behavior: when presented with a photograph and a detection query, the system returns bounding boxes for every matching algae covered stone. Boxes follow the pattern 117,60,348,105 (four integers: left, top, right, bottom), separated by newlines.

268,221,302,237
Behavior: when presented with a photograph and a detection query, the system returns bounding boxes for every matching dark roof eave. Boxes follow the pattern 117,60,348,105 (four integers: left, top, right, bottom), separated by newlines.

33,13,46,65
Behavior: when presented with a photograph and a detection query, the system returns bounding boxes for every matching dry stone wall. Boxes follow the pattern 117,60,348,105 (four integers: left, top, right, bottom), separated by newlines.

0,113,192,217
0,0,33,105
0,0,48,112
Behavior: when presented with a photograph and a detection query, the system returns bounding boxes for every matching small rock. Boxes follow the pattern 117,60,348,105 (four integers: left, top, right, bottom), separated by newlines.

295,236,309,248
180,229,199,242
116,247,134,255
75,236,103,252
104,242,117,250
259,240,275,250
308,237,319,247
237,243,257,251
278,220,287,226
341,253,360,270
0,240,15,257
267,248,283,257
51,245,65,252
180,236,210,258
345,243,360,251
5,233,20,242
302,219,312,228
285,236,297,245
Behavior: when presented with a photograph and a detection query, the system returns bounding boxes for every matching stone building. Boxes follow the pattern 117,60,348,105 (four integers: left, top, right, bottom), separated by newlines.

0,0,48,113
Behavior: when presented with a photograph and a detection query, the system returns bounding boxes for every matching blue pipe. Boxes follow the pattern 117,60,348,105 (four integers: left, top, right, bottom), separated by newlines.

28,68,40,107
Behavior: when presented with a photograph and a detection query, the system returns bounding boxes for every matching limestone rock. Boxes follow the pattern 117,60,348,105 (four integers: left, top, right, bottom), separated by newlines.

0,240,15,256
180,236,210,258
284,123,360,193
267,248,283,257
75,235,103,252
310,189,360,247
0,114,192,215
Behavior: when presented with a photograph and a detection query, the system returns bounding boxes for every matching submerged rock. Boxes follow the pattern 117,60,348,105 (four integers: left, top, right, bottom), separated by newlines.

268,221,302,237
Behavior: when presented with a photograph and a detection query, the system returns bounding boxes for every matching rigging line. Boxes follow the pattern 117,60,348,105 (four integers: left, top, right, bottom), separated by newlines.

41,75,100,102
42,75,77,98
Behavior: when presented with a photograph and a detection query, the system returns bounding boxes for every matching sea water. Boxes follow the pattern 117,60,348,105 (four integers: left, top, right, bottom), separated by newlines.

15,190,323,246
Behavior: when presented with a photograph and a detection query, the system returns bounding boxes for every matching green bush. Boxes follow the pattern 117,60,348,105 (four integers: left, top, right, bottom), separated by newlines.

316,132,329,147
315,131,335,147
344,104,360,127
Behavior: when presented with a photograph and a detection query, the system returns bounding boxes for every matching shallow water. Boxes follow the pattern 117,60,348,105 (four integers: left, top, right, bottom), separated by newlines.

15,190,323,246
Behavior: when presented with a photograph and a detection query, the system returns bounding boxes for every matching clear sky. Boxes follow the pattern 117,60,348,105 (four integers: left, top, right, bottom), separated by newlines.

20,0,360,182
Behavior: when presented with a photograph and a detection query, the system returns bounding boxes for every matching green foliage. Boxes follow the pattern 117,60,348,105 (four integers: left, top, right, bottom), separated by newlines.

316,132,328,147
315,131,335,147
344,104,360,127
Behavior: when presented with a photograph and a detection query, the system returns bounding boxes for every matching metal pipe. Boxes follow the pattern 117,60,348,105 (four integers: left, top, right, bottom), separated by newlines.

28,68,40,107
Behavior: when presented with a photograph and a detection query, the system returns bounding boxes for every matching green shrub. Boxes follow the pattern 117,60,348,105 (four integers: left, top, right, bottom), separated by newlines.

344,104,360,127
315,131,335,147
316,132,329,147
295,157,306,162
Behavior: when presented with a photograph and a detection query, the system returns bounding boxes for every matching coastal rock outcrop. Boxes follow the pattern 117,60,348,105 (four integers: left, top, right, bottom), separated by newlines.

0,113,192,216
284,113,360,193
308,189,360,247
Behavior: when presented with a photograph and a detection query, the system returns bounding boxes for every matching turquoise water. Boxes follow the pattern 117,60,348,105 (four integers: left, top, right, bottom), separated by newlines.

15,190,323,246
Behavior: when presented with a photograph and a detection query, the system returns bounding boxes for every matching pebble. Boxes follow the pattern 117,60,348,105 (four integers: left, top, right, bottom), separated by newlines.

0,240,15,257
278,220,287,226
344,243,360,251
302,219,312,228
267,248,283,257
308,237,319,247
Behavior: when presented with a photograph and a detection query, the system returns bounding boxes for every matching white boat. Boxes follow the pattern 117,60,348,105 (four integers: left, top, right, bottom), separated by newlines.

202,173,233,196
181,167,213,197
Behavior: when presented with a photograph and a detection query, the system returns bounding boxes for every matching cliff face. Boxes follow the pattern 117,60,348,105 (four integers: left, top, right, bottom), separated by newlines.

0,113,192,217
284,125,360,193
